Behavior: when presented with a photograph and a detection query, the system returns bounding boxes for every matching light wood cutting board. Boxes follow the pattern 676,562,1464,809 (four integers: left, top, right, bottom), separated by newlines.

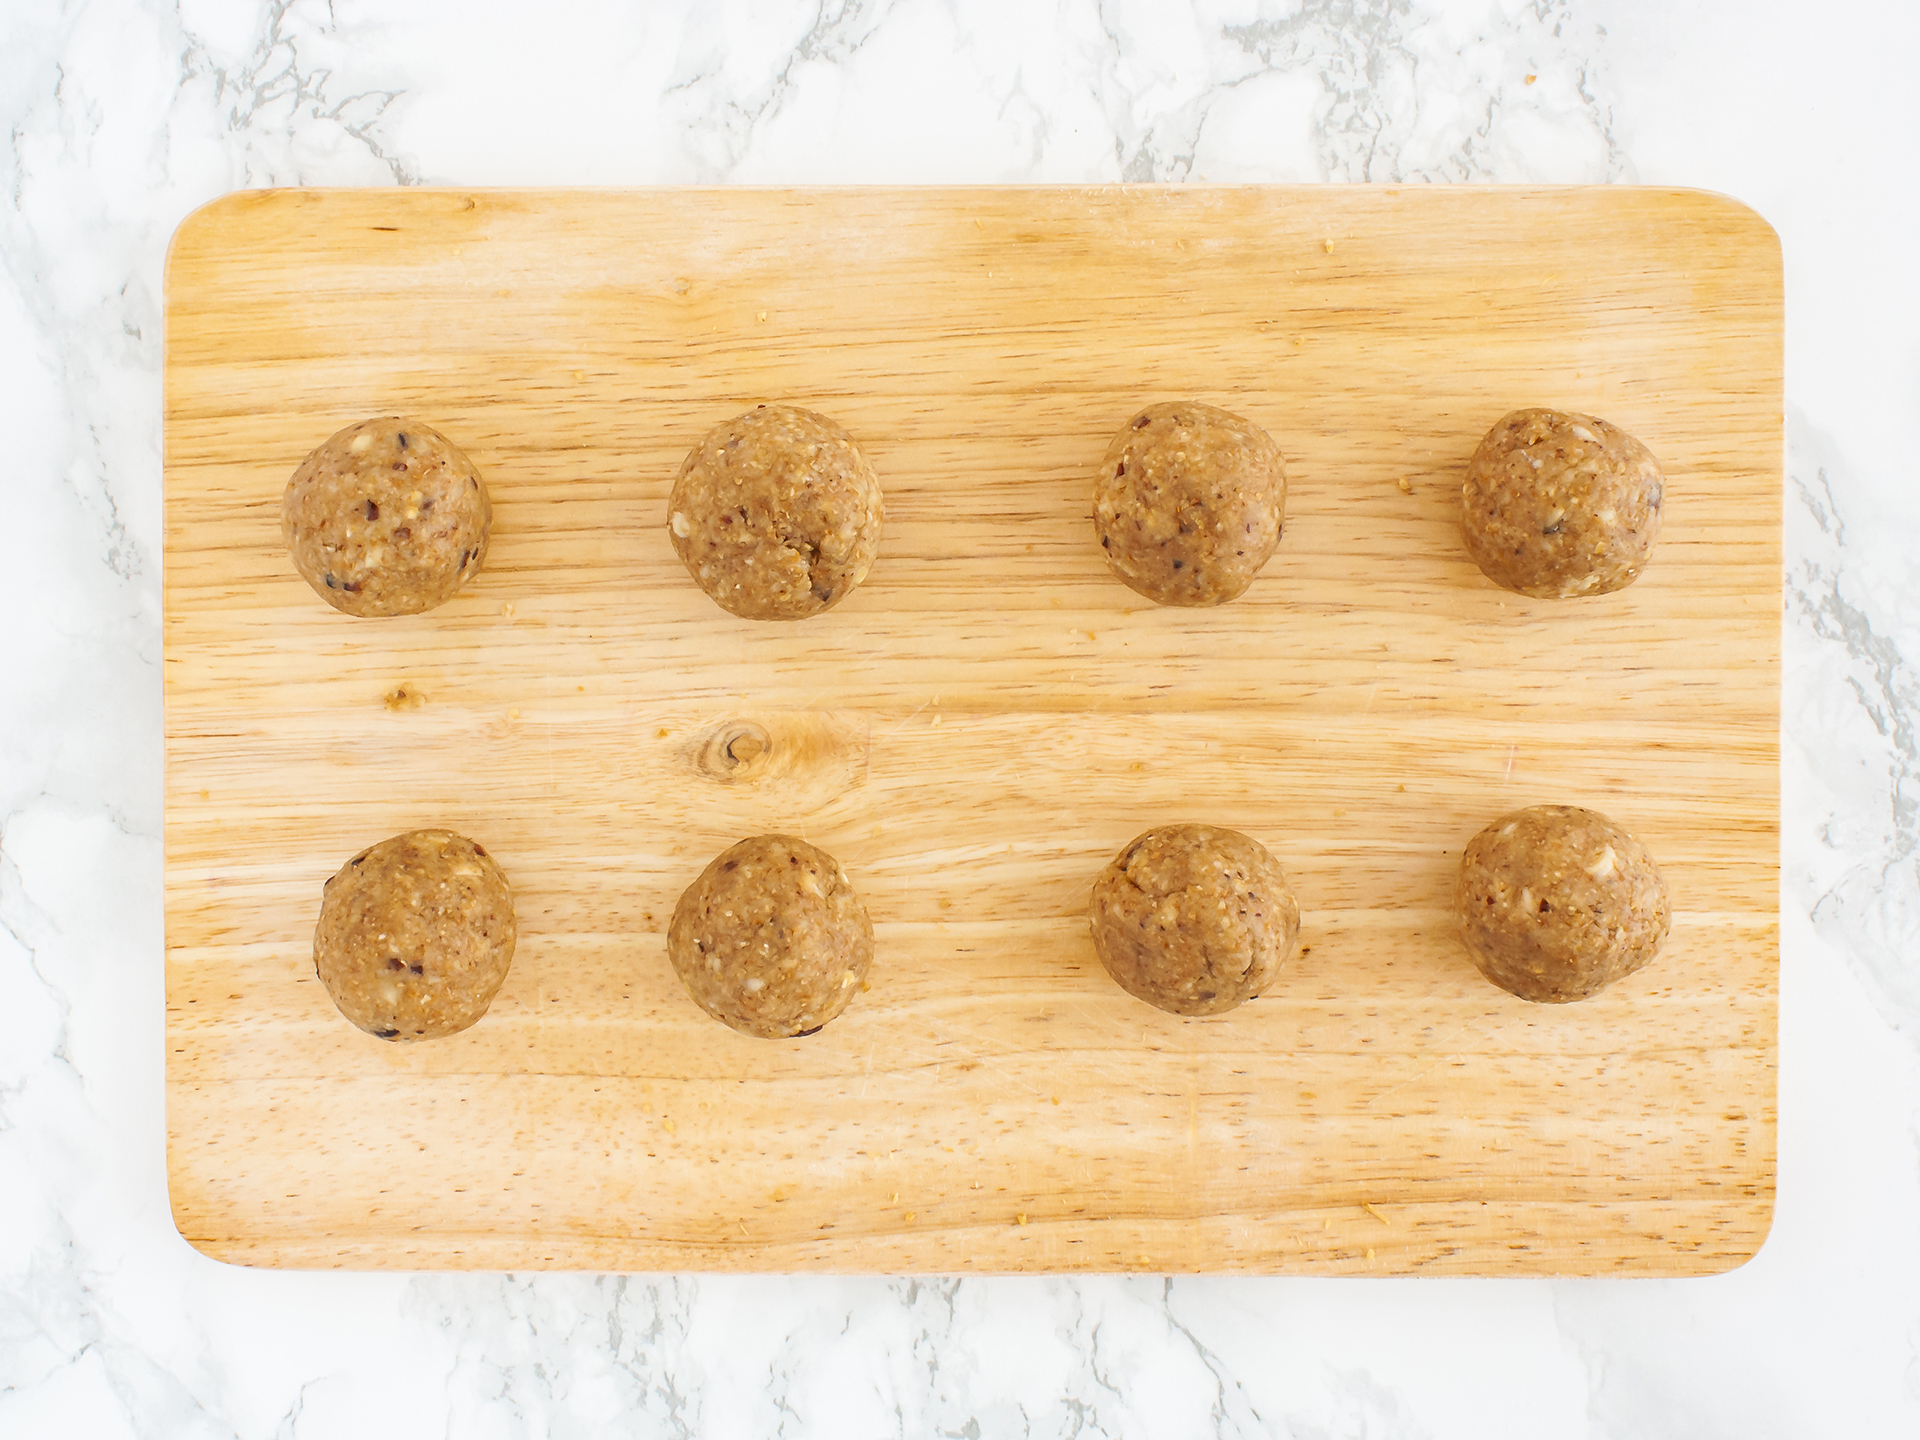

163,186,1781,1274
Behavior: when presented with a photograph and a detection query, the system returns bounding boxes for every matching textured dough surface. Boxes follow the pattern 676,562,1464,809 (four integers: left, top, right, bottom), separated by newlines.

314,829,516,1040
282,416,491,616
668,405,883,620
668,834,874,1038
1456,805,1670,1003
1093,401,1286,606
1461,408,1664,598
1088,824,1301,1016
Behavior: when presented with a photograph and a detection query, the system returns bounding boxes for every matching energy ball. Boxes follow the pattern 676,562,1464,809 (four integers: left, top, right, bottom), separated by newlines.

668,834,874,1038
1456,805,1670,1003
1461,408,1665,598
667,404,883,620
1093,401,1287,606
314,829,516,1041
283,416,492,616
1088,824,1301,1016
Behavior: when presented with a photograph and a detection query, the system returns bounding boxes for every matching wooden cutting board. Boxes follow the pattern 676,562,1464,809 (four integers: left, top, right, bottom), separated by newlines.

163,186,1781,1274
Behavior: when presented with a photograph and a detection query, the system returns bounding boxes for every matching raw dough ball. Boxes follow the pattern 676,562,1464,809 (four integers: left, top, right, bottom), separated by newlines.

667,405,883,621
1093,401,1287,606
1456,805,1670,1003
1461,408,1665,598
314,829,516,1040
283,416,492,616
668,834,874,1038
1088,824,1301,1016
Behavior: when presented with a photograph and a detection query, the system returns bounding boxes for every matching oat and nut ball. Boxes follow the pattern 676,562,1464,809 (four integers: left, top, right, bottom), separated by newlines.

1093,401,1287,606
314,828,516,1040
283,416,491,616
1456,804,1670,1003
1461,408,1664,598
668,834,874,1038
667,404,884,620
1088,823,1302,1016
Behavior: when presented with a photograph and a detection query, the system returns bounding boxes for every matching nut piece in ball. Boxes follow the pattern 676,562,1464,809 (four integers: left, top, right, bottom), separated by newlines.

1461,408,1665,598
314,829,516,1040
1456,804,1670,1003
1088,824,1301,1016
1093,401,1287,607
668,834,874,1038
667,404,884,620
283,416,492,616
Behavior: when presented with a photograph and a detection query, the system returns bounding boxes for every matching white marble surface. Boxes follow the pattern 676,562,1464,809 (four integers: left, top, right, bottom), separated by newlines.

3,0,1918,1434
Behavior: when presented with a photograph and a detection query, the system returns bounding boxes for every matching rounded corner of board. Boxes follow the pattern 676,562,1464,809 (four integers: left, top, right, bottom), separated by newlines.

166,1206,250,1271
1659,187,1783,267
1699,1194,1781,1279
166,188,307,282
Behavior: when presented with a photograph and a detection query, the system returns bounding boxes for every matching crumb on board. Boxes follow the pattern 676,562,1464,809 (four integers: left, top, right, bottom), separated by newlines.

1016,1213,1028,1226
1396,477,1413,494
1322,238,1335,253
1362,1201,1391,1225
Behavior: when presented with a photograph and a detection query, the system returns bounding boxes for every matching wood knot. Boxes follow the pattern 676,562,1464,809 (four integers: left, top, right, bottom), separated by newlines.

696,721,772,783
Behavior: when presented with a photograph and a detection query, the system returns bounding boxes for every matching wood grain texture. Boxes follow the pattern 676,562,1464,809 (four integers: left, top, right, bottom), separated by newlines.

162,186,1782,1274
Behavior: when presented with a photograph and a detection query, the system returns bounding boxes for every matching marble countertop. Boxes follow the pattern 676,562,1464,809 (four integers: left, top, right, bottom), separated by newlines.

4,1,1918,1435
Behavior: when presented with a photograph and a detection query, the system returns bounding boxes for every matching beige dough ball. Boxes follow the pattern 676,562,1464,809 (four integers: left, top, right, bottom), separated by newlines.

1093,401,1286,606
668,834,874,1038
1088,824,1301,1016
1461,408,1665,598
667,405,883,620
314,829,516,1040
1456,805,1670,1003
283,416,492,616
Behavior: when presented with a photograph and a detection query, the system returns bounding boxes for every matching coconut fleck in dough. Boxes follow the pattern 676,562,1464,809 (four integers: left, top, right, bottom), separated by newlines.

668,834,874,1038
1093,401,1287,607
313,829,516,1040
1088,824,1302,1016
667,405,883,621
1461,408,1665,598
1456,805,1670,1003
282,416,492,616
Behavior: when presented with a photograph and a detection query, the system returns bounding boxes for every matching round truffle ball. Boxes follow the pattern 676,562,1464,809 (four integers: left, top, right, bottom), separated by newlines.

668,834,874,1038
1456,804,1670,1003
1088,824,1301,1016
1461,408,1665,598
1093,401,1287,607
283,416,492,616
314,829,516,1040
667,405,884,621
